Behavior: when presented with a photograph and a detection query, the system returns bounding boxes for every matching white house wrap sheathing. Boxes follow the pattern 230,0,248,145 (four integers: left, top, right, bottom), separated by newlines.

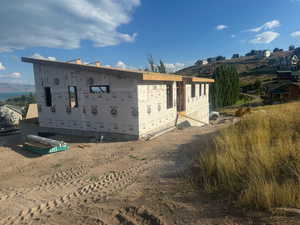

33,64,139,137
22,57,213,140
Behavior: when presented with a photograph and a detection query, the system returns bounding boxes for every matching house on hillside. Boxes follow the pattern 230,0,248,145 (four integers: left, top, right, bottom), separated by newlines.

0,104,23,128
246,50,262,57
263,50,271,58
263,71,300,104
263,81,300,104
275,54,299,70
277,71,300,81
216,56,226,61
195,59,208,66
207,57,217,63
245,50,271,58
22,57,214,140
232,54,239,59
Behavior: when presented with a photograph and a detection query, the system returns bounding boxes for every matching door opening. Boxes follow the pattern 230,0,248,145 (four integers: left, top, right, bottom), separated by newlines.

176,82,186,112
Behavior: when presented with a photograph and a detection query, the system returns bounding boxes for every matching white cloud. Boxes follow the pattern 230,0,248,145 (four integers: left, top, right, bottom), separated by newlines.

165,63,185,73
291,31,300,37
31,53,45,59
47,56,57,61
0,72,21,79
31,53,56,61
216,25,228,30
248,20,280,32
0,0,140,52
115,61,127,69
0,62,5,71
249,31,280,44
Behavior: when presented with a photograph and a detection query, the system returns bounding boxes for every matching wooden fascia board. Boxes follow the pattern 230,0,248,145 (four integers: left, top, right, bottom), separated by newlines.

142,72,182,81
191,77,214,83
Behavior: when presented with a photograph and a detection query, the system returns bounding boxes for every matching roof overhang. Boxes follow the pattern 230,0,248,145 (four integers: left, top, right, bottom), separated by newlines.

142,72,182,81
22,57,213,83
21,57,142,76
191,77,214,83
183,76,214,83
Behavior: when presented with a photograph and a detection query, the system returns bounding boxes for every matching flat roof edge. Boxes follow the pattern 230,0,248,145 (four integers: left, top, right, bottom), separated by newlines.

21,57,143,74
22,57,213,82
191,77,215,83
142,72,183,81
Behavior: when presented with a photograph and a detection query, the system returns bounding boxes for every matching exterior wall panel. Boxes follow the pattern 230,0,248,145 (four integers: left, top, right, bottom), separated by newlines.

33,64,139,136
137,81,177,137
185,83,210,124
32,62,211,138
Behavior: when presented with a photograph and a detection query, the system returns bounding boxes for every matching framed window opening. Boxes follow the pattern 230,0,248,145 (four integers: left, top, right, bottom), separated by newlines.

89,85,110,94
191,83,196,98
68,86,79,108
166,83,173,109
44,87,52,107
199,84,202,96
204,84,207,95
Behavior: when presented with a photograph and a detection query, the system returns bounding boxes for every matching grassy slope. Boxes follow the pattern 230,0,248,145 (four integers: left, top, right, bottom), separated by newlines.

197,102,300,210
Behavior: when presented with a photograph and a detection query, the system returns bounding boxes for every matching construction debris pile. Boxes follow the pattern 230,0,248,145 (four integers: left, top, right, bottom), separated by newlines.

0,105,23,128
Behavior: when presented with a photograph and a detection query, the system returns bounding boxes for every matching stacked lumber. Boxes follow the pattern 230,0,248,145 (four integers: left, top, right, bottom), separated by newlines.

23,135,69,154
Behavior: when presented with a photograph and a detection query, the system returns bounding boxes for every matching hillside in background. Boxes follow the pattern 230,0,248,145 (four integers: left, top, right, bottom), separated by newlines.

177,50,297,78
0,83,35,93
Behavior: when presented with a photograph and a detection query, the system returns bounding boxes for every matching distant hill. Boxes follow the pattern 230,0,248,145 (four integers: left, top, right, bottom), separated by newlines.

0,83,35,93
177,50,297,78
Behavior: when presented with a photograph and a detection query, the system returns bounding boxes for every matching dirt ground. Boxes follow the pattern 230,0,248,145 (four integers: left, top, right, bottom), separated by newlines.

0,121,299,225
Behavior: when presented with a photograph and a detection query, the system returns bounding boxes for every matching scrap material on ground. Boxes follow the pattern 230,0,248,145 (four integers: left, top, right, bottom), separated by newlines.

25,104,38,120
23,135,69,155
0,104,23,127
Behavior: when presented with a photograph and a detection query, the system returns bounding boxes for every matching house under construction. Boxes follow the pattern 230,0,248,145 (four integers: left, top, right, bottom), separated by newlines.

22,57,214,140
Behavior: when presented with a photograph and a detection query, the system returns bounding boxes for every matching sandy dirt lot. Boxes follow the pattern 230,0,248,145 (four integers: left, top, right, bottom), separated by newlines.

0,121,299,225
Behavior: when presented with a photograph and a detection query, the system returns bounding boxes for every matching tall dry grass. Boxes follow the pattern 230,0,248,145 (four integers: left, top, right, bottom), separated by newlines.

198,102,300,210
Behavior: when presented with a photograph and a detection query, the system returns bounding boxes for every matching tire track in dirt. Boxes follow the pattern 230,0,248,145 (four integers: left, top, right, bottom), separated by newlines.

42,164,89,184
0,160,156,225
0,149,132,202
115,206,165,225
0,164,89,202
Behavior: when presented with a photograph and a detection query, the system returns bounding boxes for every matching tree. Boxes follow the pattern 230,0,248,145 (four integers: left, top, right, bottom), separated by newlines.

5,93,36,108
253,79,262,94
289,45,296,51
216,56,226,61
232,54,239,59
210,65,240,109
147,55,167,73
147,54,156,72
295,47,300,58
273,48,283,53
157,60,166,73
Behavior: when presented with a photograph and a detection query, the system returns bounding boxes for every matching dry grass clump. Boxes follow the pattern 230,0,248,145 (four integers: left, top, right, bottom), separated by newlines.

198,102,300,210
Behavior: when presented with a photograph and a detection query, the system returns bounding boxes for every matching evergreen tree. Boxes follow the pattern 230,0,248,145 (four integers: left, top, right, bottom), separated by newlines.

210,65,240,109
147,55,167,73
147,54,156,72
289,45,296,51
157,60,166,73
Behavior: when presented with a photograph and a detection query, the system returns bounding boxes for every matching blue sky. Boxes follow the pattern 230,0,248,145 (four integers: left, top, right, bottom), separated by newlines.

0,0,300,84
